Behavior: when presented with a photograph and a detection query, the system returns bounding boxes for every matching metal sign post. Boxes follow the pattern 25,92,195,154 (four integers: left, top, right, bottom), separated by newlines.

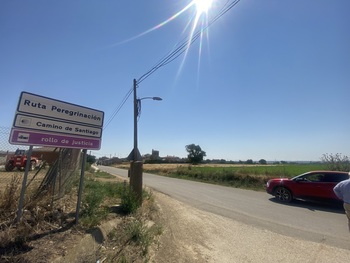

16,145,33,222
75,149,87,224
8,91,104,224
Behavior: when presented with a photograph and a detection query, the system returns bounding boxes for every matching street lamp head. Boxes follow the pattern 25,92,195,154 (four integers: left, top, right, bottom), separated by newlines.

139,96,163,101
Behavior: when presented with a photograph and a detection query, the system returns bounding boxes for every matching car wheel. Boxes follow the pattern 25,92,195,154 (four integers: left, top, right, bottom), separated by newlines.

5,162,14,172
274,187,292,202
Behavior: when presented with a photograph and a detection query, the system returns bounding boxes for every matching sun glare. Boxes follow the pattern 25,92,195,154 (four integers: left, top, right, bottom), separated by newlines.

111,0,216,84
194,0,213,15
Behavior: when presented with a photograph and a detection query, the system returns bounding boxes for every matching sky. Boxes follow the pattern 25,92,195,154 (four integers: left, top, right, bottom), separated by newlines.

1,0,349,162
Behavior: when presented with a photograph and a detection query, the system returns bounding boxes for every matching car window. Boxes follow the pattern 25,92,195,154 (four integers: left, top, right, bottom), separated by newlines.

324,173,350,183
304,173,324,182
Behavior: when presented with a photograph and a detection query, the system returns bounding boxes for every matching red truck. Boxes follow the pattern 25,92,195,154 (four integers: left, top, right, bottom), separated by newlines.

5,149,40,172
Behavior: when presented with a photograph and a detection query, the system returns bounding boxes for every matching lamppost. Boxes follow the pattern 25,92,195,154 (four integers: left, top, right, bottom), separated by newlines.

129,78,162,204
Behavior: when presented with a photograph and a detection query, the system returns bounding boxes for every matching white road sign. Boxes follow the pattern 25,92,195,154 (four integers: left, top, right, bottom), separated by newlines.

9,91,104,150
17,92,104,127
14,114,102,138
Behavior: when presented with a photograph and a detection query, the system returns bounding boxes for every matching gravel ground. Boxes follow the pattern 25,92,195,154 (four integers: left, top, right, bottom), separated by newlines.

150,191,350,263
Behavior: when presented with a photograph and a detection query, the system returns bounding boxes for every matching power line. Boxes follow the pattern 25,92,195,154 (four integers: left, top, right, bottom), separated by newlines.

104,0,241,127
137,0,241,84
103,86,133,130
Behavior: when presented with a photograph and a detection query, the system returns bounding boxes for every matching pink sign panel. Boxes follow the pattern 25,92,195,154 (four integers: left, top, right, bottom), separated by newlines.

9,128,101,150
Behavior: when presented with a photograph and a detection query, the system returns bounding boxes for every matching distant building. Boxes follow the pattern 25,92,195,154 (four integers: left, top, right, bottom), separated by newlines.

151,149,160,160
32,147,59,165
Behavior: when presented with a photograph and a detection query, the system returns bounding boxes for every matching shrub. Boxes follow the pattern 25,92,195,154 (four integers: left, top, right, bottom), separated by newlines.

120,187,139,214
126,219,153,255
321,153,350,172
80,178,122,227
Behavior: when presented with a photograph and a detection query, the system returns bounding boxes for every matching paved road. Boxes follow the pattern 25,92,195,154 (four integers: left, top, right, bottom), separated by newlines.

98,165,350,250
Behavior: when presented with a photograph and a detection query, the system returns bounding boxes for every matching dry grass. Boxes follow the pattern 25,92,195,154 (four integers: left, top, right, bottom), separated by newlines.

0,170,78,262
0,169,161,263
0,170,47,192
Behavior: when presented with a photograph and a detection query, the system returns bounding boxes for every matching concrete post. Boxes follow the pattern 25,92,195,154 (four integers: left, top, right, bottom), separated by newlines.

129,161,143,204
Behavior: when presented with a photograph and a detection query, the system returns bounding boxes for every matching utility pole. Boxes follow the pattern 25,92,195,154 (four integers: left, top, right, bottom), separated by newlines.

130,79,143,204
133,79,138,162
128,79,162,204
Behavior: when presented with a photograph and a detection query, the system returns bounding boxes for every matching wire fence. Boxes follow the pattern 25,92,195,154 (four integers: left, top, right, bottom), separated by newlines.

0,126,19,166
0,126,81,213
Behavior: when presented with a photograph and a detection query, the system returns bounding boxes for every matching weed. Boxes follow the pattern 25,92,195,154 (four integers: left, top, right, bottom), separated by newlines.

85,162,92,171
97,186,161,263
80,187,109,227
117,254,128,263
126,219,153,255
80,178,123,227
0,174,21,211
120,186,139,214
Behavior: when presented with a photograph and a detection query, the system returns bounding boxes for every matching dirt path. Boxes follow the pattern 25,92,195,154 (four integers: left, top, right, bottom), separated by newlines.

151,192,350,263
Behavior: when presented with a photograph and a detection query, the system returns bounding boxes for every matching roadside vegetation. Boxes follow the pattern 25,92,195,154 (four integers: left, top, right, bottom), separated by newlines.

1,153,347,261
140,163,327,190
131,153,348,191
0,169,162,263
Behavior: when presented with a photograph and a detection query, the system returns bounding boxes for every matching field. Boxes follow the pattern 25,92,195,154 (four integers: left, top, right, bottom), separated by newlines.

0,163,326,192
0,169,47,192
115,163,327,191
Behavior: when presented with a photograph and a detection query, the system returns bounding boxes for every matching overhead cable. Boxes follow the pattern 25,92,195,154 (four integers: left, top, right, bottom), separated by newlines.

103,86,133,130
105,0,241,127
137,0,241,84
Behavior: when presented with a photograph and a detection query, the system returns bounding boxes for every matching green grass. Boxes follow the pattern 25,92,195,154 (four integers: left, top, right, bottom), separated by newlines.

93,171,116,179
80,174,143,227
188,163,326,177
80,179,120,227
80,172,153,227
145,163,327,191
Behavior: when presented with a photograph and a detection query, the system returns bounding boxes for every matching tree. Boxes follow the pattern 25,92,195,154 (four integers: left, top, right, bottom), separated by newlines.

321,153,350,171
258,159,267,165
86,154,96,164
246,159,254,164
185,144,206,164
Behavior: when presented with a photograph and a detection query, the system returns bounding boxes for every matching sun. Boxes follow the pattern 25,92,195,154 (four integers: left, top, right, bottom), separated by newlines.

194,0,213,15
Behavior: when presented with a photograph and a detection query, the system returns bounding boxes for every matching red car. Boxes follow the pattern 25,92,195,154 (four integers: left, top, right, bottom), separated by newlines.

266,171,350,203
